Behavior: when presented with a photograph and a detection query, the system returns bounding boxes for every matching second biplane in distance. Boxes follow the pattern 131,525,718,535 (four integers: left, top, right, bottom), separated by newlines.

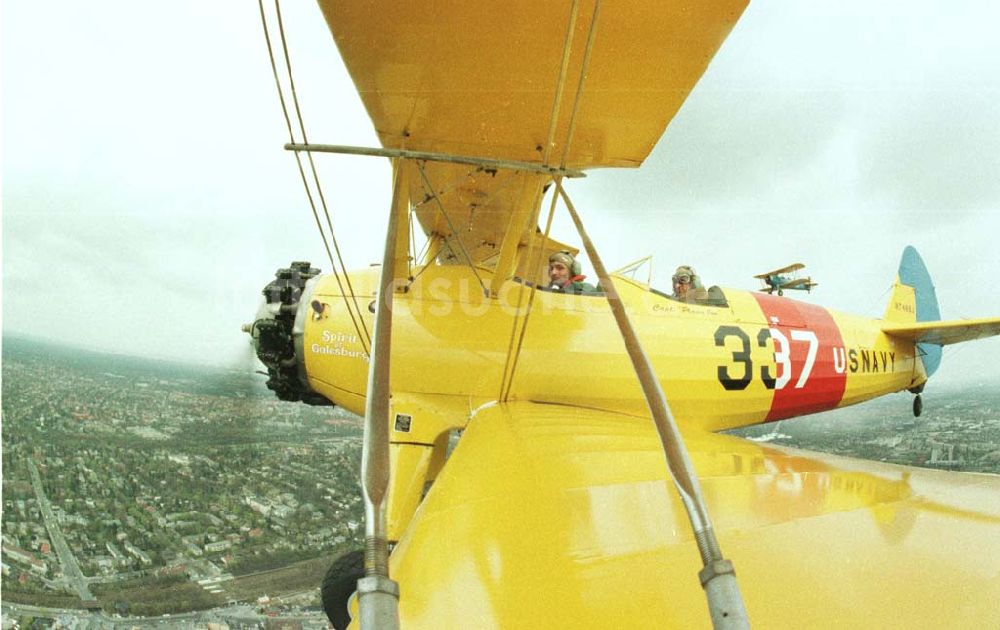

249,1,1000,629
753,263,818,296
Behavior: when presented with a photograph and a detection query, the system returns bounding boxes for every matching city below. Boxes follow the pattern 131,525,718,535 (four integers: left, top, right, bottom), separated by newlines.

2,336,998,628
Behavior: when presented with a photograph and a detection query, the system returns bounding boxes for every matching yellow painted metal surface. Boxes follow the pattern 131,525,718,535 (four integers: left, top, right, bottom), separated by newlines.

373,403,1000,628
303,262,937,547
317,0,749,169
315,1,749,278
304,265,921,432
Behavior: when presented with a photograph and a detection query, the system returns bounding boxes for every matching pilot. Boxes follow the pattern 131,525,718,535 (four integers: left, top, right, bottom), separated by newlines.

548,251,598,294
672,265,708,303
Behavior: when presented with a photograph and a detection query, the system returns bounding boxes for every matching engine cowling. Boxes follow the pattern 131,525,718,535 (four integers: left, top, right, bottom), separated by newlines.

245,261,333,405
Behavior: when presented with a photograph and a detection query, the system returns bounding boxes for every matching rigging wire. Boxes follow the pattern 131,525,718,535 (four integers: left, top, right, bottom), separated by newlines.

501,2,602,399
409,204,417,280
258,0,369,355
558,0,601,170
406,164,479,287
864,284,893,318
413,232,434,267
500,180,561,401
415,161,489,296
411,166,479,211
406,238,445,287
414,230,433,268
270,0,373,350
542,0,581,167
408,165,519,290
408,167,520,289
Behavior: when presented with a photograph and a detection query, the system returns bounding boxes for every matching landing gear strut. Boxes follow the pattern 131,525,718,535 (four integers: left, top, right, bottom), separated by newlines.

912,394,922,418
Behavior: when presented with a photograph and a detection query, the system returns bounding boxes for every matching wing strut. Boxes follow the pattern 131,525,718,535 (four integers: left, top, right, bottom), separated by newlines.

559,185,750,629
356,161,410,630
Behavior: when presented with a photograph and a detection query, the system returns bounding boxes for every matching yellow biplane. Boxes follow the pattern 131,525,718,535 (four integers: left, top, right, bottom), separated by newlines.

247,2,1000,628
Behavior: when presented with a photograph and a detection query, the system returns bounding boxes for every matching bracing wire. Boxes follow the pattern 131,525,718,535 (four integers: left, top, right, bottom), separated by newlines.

558,0,601,170
407,164,478,283
408,205,417,280
411,166,479,211
415,161,489,296
409,165,479,281
501,1,602,399
408,236,448,287
501,180,561,400
542,0,580,167
258,0,369,355
414,231,433,267
272,0,372,350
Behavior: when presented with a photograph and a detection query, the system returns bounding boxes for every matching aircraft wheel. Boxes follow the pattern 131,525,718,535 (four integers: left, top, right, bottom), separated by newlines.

912,394,922,418
777,289,784,296
321,548,365,629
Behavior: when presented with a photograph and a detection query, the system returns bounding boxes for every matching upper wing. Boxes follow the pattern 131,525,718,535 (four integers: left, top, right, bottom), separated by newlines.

316,1,748,279
317,0,749,169
754,263,804,278
381,402,1000,628
883,317,1000,345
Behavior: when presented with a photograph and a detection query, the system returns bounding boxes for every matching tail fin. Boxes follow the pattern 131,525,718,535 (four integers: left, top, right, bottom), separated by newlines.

884,246,942,376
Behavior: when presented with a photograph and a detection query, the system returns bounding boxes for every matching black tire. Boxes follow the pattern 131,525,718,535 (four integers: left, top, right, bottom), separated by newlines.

913,394,923,418
321,549,365,629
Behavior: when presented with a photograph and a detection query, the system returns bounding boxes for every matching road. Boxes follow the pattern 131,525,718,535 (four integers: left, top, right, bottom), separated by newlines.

27,457,96,602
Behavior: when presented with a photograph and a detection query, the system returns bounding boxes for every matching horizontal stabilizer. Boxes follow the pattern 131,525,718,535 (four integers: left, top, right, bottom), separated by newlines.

882,317,1000,346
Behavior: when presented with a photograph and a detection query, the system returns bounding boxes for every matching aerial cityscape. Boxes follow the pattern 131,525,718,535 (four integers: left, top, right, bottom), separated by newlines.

2,337,363,627
728,379,1000,473
2,336,998,628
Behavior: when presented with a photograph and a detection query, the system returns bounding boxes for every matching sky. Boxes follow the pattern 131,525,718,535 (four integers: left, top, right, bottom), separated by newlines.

3,1,999,387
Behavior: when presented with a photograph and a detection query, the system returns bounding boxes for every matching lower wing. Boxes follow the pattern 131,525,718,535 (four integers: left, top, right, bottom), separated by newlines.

381,402,1000,628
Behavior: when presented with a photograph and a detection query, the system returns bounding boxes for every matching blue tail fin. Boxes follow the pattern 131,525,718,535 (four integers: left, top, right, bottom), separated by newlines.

897,246,942,376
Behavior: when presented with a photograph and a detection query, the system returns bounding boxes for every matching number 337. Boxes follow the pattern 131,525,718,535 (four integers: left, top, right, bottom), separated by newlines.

714,325,818,391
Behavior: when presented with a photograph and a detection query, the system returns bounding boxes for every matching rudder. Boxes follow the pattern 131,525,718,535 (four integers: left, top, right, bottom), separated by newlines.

885,246,942,376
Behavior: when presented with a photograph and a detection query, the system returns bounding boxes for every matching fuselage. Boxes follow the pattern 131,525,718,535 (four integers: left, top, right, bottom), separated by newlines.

297,264,922,433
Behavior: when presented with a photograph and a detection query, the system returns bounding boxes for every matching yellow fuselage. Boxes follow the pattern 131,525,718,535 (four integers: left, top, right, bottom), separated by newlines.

302,265,919,431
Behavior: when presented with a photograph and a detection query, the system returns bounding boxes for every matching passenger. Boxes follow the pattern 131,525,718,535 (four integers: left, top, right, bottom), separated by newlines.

547,251,599,294
672,265,708,303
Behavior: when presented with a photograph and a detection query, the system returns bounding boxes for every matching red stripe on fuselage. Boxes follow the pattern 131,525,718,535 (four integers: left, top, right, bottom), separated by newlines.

752,294,847,421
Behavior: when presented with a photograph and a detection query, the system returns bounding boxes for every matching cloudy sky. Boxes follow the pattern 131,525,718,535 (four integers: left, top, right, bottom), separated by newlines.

4,1,998,386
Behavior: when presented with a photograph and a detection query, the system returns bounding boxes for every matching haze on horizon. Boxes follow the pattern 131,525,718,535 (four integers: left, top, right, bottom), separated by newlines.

3,1,999,387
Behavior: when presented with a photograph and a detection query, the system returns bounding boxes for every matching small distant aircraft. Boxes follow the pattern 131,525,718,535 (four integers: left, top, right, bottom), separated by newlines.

754,263,818,296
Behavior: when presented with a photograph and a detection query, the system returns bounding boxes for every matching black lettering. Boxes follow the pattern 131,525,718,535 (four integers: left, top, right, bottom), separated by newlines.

756,328,776,390
890,352,895,372
715,326,753,391
861,350,871,373
849,348,858,372
880,352,888,372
